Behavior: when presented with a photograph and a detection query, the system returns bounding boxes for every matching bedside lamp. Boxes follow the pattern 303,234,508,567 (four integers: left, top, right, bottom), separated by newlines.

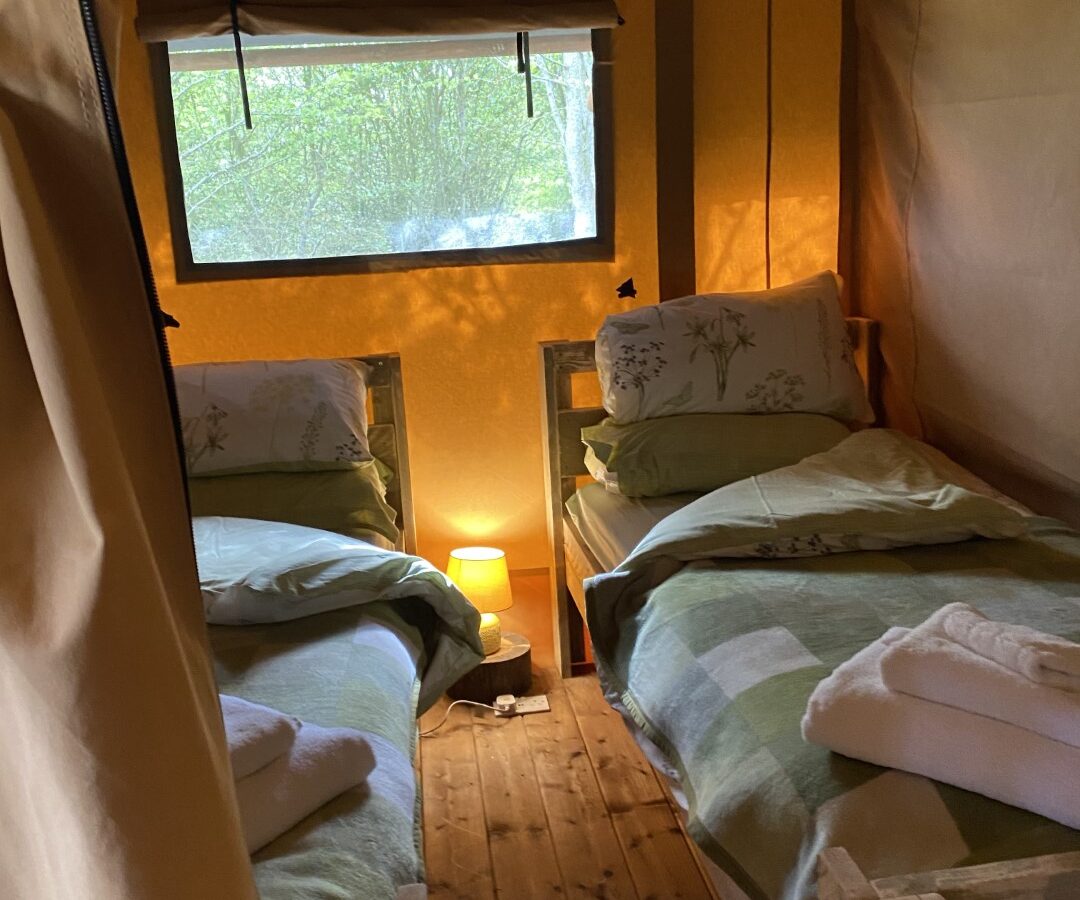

448,547,512,656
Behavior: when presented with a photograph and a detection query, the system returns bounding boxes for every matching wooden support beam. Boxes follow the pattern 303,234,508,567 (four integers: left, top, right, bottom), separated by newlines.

655,0,696,299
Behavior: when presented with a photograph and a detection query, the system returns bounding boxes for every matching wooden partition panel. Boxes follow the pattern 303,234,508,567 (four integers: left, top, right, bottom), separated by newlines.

360,353,416,554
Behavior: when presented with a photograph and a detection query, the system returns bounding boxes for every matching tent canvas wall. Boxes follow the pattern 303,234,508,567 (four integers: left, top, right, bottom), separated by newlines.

0,2,255,897
843,0,1080,524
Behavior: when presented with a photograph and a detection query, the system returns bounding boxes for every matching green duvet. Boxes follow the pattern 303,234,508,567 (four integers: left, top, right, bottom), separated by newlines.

586,431,1080,899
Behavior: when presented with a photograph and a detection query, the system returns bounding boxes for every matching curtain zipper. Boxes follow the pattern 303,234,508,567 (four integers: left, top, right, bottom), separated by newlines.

77,0,192,516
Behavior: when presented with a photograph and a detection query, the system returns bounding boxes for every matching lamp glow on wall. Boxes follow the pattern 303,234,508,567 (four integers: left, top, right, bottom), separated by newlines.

447,547,513,656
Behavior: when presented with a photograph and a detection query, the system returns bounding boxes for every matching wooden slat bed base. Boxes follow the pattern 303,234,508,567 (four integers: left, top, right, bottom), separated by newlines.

819,846,1080,900
539,318,881,676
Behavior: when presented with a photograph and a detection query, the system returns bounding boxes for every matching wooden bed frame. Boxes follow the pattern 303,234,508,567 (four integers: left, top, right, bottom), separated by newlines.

358,353,417,555
538,326,1080,898
538,317,881,678
818,846,1080,899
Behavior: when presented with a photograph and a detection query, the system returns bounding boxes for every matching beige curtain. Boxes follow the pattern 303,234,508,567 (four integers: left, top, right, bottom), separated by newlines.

847,0,1080,524
136,0,621,41
0,2,255,898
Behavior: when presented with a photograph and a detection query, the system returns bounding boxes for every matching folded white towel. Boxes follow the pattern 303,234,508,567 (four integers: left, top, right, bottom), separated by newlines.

234,722,375,853
802,628,1080,830
937,602,1080,692
880,609,1080,748
220,694,301,780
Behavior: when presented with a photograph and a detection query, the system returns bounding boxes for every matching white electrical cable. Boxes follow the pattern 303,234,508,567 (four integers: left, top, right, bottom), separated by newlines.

419,699,498,737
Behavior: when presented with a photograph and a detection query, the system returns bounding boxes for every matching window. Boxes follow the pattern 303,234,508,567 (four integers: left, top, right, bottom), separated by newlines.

152,30,613,280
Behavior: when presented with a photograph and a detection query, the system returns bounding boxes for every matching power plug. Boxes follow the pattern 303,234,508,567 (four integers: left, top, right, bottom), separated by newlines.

493,694,517,716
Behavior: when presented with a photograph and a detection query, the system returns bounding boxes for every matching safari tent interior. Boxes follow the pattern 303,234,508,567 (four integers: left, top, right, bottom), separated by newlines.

5,1,1080,898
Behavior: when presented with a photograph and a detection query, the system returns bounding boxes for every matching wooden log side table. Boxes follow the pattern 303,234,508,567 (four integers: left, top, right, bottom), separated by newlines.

448,632,532,703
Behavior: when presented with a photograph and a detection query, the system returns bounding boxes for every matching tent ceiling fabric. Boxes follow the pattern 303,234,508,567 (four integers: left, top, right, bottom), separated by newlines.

847,0,1080,524
136,0,622,41
0,1,255,897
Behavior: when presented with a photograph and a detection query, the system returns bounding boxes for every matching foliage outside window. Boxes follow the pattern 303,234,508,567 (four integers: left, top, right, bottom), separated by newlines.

158,31,610,278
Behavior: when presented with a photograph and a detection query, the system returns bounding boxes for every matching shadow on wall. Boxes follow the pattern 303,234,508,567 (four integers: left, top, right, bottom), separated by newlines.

152,193,838,571
125,0,664,572
122,0,843,578
695,195,840,297
161,253,658,571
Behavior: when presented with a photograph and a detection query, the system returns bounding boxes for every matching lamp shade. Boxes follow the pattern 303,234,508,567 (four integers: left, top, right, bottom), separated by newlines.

447,547,512,614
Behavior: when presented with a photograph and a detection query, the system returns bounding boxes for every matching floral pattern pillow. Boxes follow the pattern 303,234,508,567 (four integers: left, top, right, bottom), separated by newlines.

595,271,874,425
175,358,372,476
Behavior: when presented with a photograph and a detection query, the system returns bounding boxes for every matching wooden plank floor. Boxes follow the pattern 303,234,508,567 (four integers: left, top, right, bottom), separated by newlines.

419,670,721,900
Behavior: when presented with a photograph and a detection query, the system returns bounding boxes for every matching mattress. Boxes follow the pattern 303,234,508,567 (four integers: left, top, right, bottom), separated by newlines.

565,482,699,571
209,602,430,900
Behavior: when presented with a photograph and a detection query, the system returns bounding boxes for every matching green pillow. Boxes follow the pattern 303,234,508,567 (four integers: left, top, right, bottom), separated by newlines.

582,413,852,497
188,459,400,546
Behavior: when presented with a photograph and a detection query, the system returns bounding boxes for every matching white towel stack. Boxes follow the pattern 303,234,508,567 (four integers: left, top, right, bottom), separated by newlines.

220,695,375,853
801,603,1080,829
221,695,301,780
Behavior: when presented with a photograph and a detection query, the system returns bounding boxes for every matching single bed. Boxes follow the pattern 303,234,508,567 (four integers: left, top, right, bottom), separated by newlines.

182,354,479,900
539,329,1080,899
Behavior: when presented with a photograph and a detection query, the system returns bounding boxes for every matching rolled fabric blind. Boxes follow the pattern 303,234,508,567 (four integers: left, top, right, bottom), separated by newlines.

136,1,622,42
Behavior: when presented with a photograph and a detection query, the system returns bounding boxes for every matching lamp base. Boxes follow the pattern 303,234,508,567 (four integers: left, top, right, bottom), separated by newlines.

478,612,502,656
448,632,531,703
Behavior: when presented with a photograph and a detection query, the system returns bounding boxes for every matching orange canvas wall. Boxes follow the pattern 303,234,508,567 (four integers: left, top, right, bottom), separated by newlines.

116,0,841,605
117,0,659,573
695,0,841,295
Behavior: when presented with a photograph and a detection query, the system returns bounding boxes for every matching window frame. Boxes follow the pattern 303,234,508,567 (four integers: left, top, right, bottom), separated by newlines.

148,30,615,283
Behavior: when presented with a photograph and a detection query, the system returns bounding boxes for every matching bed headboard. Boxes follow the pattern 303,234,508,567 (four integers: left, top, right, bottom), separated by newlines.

538,317,881,675
361,353,416,555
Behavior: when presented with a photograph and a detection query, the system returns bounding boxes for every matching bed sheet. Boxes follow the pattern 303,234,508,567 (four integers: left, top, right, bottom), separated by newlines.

566,441,1031,574
565,483,699,571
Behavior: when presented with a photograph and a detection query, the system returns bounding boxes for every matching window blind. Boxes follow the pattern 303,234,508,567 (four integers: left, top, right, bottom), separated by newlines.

136,1,621,42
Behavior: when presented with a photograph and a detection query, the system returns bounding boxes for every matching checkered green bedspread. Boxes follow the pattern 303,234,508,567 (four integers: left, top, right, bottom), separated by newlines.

592,520,1080,898
586,434,1080,898
210,600,469,899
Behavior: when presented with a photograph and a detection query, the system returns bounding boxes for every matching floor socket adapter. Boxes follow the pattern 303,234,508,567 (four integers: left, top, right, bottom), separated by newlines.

493,694,551,717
